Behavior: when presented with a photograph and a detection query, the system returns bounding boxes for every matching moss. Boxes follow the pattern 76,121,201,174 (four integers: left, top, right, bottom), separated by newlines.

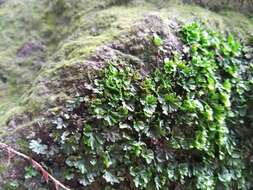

0,0,47,127
51,2,253,66
2,180,20,190
0,96,23,127
16,139,29,152
218,10,253,41
0,163,6,174
52,5,153,62
157,4,253,41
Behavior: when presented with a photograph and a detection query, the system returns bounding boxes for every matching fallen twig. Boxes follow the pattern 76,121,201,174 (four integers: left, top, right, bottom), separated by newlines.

0,142,71,190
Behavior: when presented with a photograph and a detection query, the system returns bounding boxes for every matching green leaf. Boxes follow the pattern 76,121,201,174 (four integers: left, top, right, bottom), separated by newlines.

145,95,157,105
24,166,39,179
166,166,176,180
204,105,213,121
103,171,120,185
74,160,87,174
29,139,48,155
143,105,157,117
142,95,157,117
83,130,97,150
79,178,89,186
164,58,177,74
102,151,112,168
218,169,233,183
153,33,163,47
127,141,145,157
94,107,105,119
164,93,180,112
220,92,231,108
194,128,208,151
64,171,75,180
182,99,203,112
130,167,152,189
119,123,131,130
133,121,148,132
142,149,154,164
223,80,232,93
154,176,162,190
8,180,19,188
207,77,215,91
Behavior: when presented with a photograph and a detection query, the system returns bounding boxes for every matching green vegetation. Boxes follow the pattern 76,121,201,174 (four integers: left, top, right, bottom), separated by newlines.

1,0,253,189
29,22,253,189
1,0,252,132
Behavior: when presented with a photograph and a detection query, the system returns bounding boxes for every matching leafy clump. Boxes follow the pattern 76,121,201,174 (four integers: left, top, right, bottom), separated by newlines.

24,166,39,180
30,22,253,189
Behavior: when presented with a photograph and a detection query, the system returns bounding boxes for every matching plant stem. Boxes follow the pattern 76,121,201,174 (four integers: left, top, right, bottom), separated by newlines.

0,142,71,190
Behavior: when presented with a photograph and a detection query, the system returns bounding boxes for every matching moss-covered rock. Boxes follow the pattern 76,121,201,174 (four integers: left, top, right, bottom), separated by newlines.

189,0,253,15
0,0,253,189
